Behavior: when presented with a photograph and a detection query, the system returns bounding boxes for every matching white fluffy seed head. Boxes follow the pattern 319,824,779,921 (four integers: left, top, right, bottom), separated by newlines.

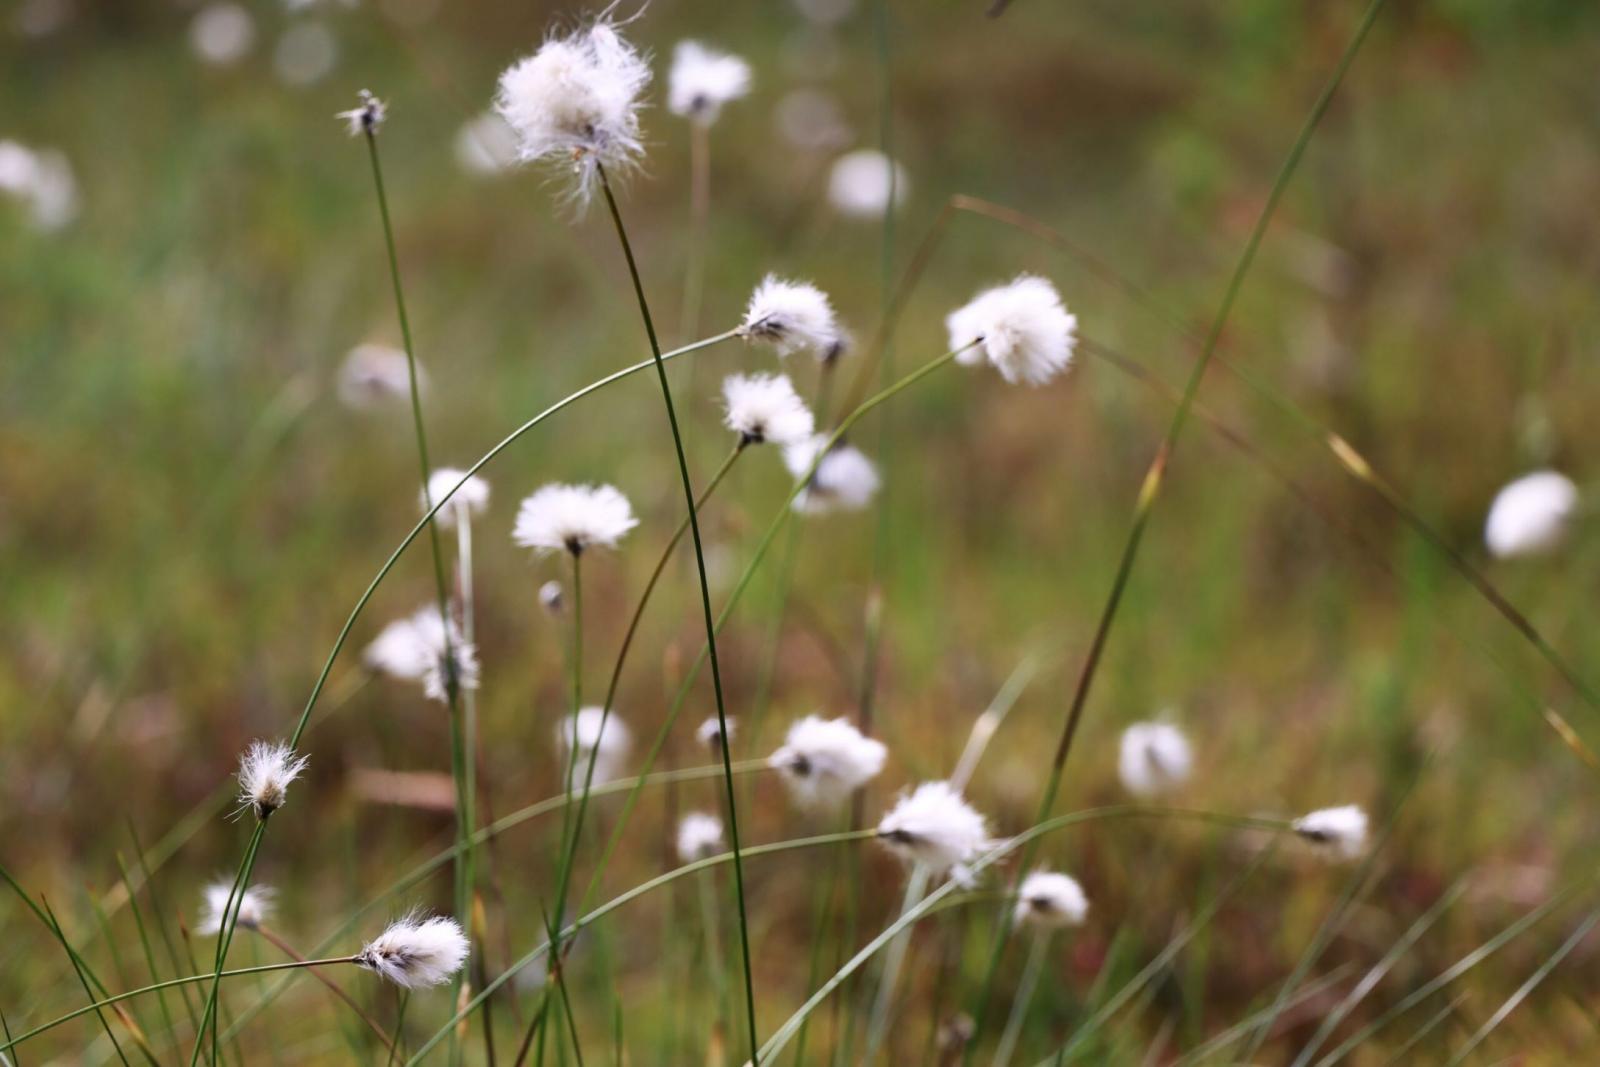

336,89,386,137
363,607,480,704
768,715,887,810
696,715,735,752
1014,871,1088,929
667,40,751,125
513,483,637,556
827,149,908,219
556,707,631,788
189,3,255,66
197,882,275,935
877,781,993,884
676,812,725,862
237,741,309,821
337,343,420,410
1117,721,1193,798
0,140,77,231
1484,471,1578,559
722,373,815,447
539,579,564,613
1293,805,1368,861
946,274,1077,386
783,435,880,514
355,912,469,989
423,468,491,529
739,275,841,360
493,17,651,205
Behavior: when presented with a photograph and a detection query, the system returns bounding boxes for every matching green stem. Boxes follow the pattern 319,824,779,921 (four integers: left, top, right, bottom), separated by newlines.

992,931,1049,1067
190,822,264,1067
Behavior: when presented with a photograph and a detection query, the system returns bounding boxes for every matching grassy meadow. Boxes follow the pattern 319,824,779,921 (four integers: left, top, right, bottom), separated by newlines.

4,0,1600,1062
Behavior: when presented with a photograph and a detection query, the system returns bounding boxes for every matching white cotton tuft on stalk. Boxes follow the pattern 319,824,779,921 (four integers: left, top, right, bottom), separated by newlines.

783,435,880,514
337,343,420,410
946,274,1077,386
1293,804,1368,861
738,275,842,360
667,40,751,126
1014,871,1088,929
676,812,725,862
355,912,469,989
722,373,815,447
696,715,735,752
493,17,651,205
827,149,908,219
363,606,480,704
1117,721,1193,798
513,483,637,556
422,467,491,529
197,882,275,935
1484,470,1578,559
335,89,386,137
556,707,632,788
877,781,993,884
768,715,887,809
237,741,309,821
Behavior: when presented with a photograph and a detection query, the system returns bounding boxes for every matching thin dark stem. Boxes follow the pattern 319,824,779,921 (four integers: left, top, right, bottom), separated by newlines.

255,925,397,1055
594,161,760,1063
191,822,263,1067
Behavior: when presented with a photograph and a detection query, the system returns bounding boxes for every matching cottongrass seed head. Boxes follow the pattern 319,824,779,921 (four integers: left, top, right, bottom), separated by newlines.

696,714,735,752
1485,470,1578,559
1293,804,1368,861
423,467,491,529
676,812,725,862
827,149,908,219
739,275,841,360
539,579,564,613
237,740,309,821
1014,870,1088,929
335,89,386,137
1117,721,1193,798
337,343,420,410
363,606,480,704
769,714,888,809
783,435,880,514
557,706,632,787
946,274,1077,386
667,40,751,125
513,483,637,556
722,373,814,447
494,15,651,205
197,882,275,935
355,912,469,989
877,780,993,884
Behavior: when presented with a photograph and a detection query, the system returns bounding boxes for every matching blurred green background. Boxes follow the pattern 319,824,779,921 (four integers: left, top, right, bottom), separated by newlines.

4,0,1600,1061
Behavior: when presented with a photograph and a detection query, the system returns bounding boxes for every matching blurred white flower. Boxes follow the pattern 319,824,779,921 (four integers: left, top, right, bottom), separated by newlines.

273,22,338,87
722,373,814,447
454,112,519,176
1484,471,1578,559
513,483,637,556
827,149,908,219
667,40,751,126
0,140,77,231
783,435,880,514
676,812,725,862
1293,804,1368,861
197,882,275,935
739,275,841,360
946,275,1077,386
363,607,479,704
1117,721,1192,798
355,912,469,989
696,715,735,753
877,781,993,883
556,707,631,788
237,740,309,821
494,18,650,204
189,3,255,67
774,89,852,152
337,343,420,410
423,468,491,529
769,714,887,809
538,579,564,613
336,89,386,137
1014,871,1088,929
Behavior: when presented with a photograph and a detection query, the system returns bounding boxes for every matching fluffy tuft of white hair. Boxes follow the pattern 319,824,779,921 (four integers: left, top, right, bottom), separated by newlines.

722,373,815,447
236,740,309,821
1484,470,1578,559
1293,804,1368,861
355,912,470,989
1117,721,1193,798
1014,870,1088,929
556,706,632,789
422,468,491,529
768,714,887,809
667,40,751,125
946,274,1077,386
877,781,993,884
676,811,725,862
197,882,275,935
513,483,638,556
738,275,841,360
783,435,880,514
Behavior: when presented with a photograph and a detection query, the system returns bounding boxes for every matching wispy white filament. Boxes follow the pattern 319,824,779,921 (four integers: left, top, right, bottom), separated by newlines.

1484,470,1578,559
783,435,880,514
556,707,632,788
738,275,841,360
827,149,908,219
237,741,309,821
676,812,725,862
1117,721,1193,798
946,274,1077,386
1014,870,1088,929
769,715,887,809
512,483,637,556
355,912,470,989
197,882,275,935
877,781,993,883
337,343,420,410
722,373,815,447
423,467,491,529
667,40,751,125
1293,805,1368,861
493,17,651,204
